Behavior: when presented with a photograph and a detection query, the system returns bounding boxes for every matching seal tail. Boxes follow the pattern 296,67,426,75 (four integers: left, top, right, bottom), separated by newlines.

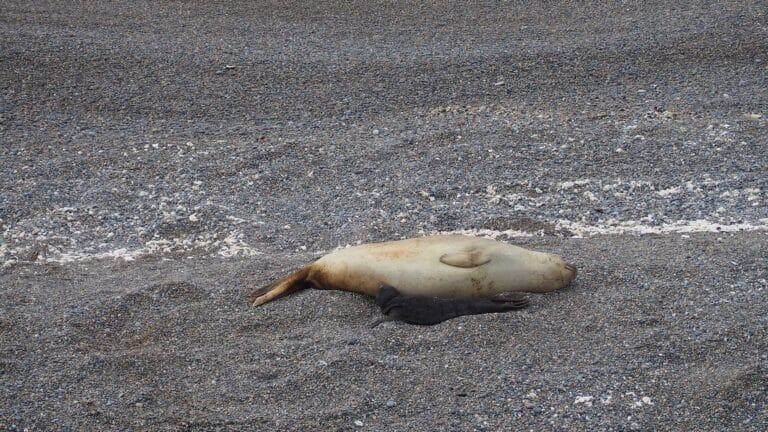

249,266,312,307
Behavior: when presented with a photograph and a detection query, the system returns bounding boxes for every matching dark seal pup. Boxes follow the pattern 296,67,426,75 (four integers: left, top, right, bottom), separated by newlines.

370,286,530,327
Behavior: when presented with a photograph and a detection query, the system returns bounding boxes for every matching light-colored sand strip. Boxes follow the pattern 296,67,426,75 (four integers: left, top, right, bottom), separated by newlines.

3,219,767,266
1,234,260,268
49,234,262,264
443,218,768,239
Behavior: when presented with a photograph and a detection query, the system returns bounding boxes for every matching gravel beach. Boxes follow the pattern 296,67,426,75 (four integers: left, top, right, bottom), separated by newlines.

2,1,767,430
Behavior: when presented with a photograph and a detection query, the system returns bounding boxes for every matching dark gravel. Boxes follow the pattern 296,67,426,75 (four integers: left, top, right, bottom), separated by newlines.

1,1,767,430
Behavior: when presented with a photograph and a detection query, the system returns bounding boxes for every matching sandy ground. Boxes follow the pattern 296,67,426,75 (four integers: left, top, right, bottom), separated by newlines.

2,1,767,431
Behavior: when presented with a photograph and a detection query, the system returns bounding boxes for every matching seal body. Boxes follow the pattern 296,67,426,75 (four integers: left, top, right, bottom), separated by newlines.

250,235,576,307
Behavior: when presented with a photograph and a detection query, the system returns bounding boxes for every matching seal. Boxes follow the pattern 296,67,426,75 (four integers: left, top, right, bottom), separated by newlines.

249,235,576,307
370,285,530,327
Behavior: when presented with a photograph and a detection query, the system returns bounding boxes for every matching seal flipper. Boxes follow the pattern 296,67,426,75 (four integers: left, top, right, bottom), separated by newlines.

439,248,491,268
249,265,312,307
489,291,529,306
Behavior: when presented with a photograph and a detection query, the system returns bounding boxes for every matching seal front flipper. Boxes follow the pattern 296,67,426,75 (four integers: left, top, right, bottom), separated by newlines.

439,248,492,268
249,265,312,307
489,291,530,308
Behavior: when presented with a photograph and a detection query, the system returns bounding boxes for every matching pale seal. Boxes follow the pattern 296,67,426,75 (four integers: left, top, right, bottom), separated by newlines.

249,235,576,307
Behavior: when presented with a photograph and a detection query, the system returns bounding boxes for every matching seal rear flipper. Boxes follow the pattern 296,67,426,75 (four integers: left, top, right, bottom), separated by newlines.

249,265,312,307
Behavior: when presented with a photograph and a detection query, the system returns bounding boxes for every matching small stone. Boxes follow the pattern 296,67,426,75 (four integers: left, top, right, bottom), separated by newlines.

386,399,397,408
354,420,363,427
